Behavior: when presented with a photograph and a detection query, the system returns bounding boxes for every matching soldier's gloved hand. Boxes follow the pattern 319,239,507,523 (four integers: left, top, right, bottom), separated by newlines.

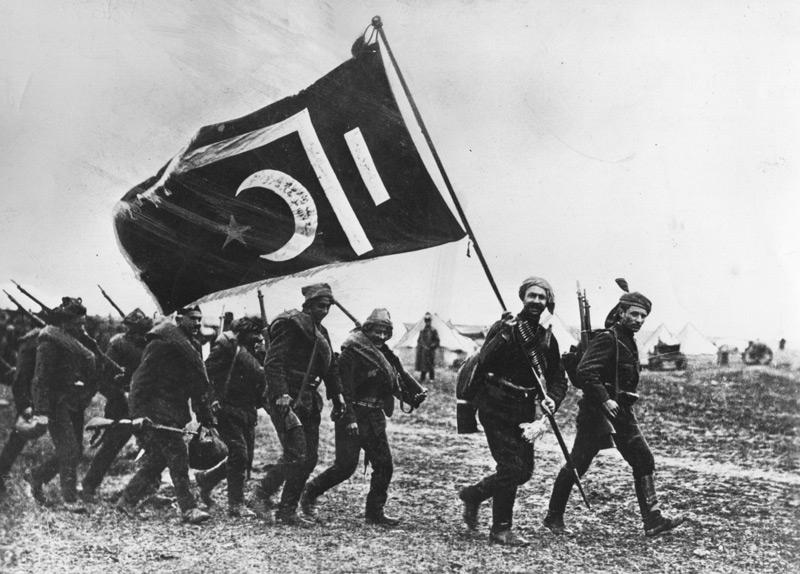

275,394,293,416
501,311,514,322
21,407,33,421
330,393,345,422
602,399,619,419
210,400,222,416
540,396,555,416
345,422,358,436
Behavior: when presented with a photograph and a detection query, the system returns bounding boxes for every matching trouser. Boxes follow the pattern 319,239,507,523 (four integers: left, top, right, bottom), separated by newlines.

31,401,84,503
419,368,435,382
0,430,28,487
82,424,133,494
199,408,256,504
260,406,320,512
120,429,196,513
548,406,655,515
461,409,534,531
306,407,394,516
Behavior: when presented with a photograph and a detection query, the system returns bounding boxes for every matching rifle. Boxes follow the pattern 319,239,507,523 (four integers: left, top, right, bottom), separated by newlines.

577,281,591,350
3,290,46,328
257,289,267,325
11,280,52,314
516,320,592,510
332,299,362,329
85,416,197,447
97,285,126,319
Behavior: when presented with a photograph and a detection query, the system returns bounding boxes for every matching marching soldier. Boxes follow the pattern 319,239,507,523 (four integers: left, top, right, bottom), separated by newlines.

301,308,425,527
256,283,348,526
80,308,153,502
0,326,41,497
25,298,96,510
543,291,685,537
458,277,568,546
196,316,267,517
116,306,215,524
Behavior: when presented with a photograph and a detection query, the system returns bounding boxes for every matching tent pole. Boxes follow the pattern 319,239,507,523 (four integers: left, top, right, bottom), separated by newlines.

371,16,507,313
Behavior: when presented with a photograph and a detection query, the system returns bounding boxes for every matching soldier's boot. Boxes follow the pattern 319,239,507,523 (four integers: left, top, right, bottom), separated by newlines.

23,470,46,506
181,507,212,525
228,501,257,518
458,487,481,531
0,430,27,498
365,494,400,528
195,460,225,507
299,484,320,520
274,504,314,528
543,467,575,534
489,524,529,547
635,475,686,537
227,474,255,518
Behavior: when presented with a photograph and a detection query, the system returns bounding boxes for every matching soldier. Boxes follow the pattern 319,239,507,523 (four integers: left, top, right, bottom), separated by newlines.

415,312,440,383
0,326,41,497
116,306,214,525
25,298,96,510
301,308,424,527
256,283,348,526
196,316,267,517
543,291,685,537
458,277,568,546
80,309,153,502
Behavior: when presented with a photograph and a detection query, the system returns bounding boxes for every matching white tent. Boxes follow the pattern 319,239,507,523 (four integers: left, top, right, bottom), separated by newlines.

393,313,477,368
542,313,579,351
639,323,678,362
676,323,717,355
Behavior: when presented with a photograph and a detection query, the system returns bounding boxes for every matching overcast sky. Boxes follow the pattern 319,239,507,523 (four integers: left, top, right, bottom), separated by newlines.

1,0,797,348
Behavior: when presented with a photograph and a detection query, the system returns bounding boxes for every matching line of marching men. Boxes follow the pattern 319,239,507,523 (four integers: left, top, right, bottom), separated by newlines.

1,276,685,546
0,283,426,527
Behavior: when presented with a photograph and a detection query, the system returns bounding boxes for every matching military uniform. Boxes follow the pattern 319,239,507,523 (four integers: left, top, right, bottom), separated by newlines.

29,324,96,504
197,328,266,512
258,309,344,521
81,329,147,498
544,291,685,537
303,321,410,524
119,321,212,516
460,311,568,537
415,317,439,382
0,328,40,495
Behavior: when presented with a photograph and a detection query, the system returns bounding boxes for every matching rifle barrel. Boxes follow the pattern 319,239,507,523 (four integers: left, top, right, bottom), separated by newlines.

332,299,361,328
97,285,126,318
12,280,52,313
3,290,46,328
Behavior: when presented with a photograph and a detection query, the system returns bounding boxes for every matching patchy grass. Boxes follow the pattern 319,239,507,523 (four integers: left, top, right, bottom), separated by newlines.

1,362,798,573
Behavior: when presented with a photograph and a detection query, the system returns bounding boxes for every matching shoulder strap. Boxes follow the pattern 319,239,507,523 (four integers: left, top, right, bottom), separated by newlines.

222,345,240,399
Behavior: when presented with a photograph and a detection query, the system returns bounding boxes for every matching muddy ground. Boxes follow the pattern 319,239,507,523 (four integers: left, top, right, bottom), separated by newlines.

1,360,798,573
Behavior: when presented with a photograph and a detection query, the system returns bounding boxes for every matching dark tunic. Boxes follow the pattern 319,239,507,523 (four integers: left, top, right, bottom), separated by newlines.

128,322,211,428
101,332,146,419
415,325,440,372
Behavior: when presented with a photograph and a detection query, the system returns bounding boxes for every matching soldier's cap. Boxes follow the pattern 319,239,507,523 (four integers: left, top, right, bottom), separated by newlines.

176,305,201,316
518,276,556,314
231,315,265,334
619,292,652,314
604,291,652,328
423,312,432,322
301,283,333,303
123,308,154,330
363,308,393,330
51,297,87,322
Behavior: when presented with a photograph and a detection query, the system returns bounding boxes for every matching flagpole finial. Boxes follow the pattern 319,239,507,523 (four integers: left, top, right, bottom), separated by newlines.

372,16,383,28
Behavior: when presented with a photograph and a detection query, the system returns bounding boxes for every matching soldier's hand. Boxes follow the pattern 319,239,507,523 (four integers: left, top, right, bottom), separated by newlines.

276,394,292,416
345,422,358,436
210,400,222,416
602,399,619,419
22,407,33,421
540,396,555,416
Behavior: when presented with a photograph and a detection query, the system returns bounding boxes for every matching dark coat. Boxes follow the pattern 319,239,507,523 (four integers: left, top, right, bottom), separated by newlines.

263,310,343,412
574,323,642,438
11,328,40,413
339,330,405,418
31,326,96,415
415,325,440,371
474,314,568,421
128,322,211,428
205,332,266,414
100,332,146,419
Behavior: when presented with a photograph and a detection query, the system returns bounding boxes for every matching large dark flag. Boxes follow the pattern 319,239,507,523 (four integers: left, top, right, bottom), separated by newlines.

115,45,466,313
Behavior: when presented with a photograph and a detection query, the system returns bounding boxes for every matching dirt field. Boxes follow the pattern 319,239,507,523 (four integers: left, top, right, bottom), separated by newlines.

1,359,798,574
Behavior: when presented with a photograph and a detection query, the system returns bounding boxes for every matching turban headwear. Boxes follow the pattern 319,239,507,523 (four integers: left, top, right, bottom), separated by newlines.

518,276,556,314
301,283,333,303
604,291,652,328
176,305,201,316
363,308,393,330
51,297,87,323
123,308,154,331
231,315,266,334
